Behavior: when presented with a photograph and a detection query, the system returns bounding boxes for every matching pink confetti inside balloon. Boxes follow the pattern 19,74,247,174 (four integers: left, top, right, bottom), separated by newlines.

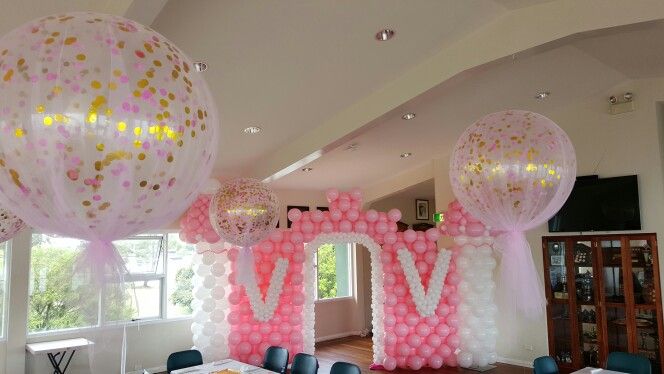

0,12,218,273
450,110,576,317
209,178,279,247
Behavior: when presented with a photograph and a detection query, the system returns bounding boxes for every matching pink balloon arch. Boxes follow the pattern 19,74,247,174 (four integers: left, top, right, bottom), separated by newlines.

182,189,499,370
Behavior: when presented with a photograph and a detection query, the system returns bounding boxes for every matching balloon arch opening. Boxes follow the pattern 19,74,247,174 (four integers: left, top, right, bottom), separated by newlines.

183,190,499,370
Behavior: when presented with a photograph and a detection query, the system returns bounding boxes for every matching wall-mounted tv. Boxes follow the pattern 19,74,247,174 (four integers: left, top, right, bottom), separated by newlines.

548,175,641,232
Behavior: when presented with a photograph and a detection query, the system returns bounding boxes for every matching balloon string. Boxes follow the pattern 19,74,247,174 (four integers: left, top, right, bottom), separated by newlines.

236,246,256,287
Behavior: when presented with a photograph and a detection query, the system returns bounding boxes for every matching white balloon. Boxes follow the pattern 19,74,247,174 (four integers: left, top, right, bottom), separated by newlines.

201,298,215,312
458,351,473,368
195,286,210,300
211,285,226,299
196,264,211,277
455,236,468,245
194,310,208,323
211,262,226,277
203,275,216,289
488,352,498,364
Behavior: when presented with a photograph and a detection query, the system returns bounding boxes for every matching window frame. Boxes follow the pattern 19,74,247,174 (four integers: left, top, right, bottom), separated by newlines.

0,240,10,340
313,242,355,302
27,230,194,337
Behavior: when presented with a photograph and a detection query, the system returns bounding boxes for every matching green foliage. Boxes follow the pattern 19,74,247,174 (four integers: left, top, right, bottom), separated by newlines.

28,237,133,332
170,266,194,314
317,244,338,299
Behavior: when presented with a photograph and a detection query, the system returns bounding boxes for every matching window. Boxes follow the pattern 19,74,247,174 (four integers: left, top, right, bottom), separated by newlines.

29,232,195,334
314,243,353,300
0,241,8,338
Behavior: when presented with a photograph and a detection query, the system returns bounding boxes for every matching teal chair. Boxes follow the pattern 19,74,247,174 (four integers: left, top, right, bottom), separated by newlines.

263,346,289,374
166,349,203,373
330,362,361,374
533,356,559,374
291,353,319,374
607,352,651,374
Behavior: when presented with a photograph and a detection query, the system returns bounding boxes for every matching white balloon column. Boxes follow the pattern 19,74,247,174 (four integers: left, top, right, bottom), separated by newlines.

190,242,231,360
441,200,498,368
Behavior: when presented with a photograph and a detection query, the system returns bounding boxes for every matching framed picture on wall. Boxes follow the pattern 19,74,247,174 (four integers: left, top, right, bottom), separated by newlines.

287,205,309,228
415,199,429,221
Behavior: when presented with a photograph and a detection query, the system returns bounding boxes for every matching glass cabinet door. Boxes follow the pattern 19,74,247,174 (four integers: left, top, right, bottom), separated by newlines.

551,303,574,366
574,240,600,367
629,238,661,371
601,240,624,304
548,241,569,301
606,306,629,352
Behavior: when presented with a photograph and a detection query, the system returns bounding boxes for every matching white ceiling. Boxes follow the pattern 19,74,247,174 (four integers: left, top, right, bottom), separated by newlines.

150,0,509,176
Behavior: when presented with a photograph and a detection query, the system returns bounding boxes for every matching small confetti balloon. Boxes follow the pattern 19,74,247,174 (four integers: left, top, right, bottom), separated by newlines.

209,178,279,248
449,110,576,317
0,13,218,252
0,207,26,242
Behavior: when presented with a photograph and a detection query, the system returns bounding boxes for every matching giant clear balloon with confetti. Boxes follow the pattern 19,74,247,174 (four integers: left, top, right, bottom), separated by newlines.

449,110,576,318
0,12,218,276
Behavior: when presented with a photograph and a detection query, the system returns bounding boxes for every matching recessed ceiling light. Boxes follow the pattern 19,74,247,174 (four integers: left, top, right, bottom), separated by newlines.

243,126,262,134
400,152,412,158
301,167,313,172
402,112,416,120
534,91,550,100
193,61,208,72
375,29,395,41
345,143,359,151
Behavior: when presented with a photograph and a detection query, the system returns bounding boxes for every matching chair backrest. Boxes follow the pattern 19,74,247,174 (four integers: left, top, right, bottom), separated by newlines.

166,349,203,373
291,353,319,374
330,361,361,374
533,356,559,374
263,346,289,374
607,352,651,374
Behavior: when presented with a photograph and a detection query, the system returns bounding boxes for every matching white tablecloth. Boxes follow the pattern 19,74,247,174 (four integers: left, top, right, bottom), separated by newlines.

171,358,277,374
571,368,627,374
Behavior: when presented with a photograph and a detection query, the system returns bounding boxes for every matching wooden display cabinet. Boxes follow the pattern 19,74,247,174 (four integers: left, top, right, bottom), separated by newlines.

543,234,664,373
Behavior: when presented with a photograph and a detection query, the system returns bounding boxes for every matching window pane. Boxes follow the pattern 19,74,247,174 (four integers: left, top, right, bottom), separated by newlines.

105,280,161,321
0,241,7,337
167,233,195,318
114,236,164,275
29,234,99,332
317,243,351,299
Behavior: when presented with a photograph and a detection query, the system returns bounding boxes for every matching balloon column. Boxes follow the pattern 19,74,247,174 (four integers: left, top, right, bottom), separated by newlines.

180,194,221,244
449,110,576,317
440,200,498,368
0,12,218,279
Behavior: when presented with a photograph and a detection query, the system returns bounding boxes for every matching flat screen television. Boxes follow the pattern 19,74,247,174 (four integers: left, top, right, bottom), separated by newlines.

548,175,641,232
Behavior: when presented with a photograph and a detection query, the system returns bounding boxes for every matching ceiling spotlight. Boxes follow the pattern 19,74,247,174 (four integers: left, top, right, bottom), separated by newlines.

624,92,633,102
400,152,412,158
401,112,416,120
193,61,208,72
301,167,313,172
375,29,395,41
345,143,359,151
243,126,262,134
609,96,618,104
534,91,550,100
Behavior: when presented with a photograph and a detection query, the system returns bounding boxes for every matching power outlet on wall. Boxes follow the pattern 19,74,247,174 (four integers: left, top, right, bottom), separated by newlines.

523,344,534,351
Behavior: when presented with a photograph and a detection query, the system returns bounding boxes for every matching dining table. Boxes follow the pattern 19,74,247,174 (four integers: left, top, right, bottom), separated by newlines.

570,368,628,374
171,358,278,374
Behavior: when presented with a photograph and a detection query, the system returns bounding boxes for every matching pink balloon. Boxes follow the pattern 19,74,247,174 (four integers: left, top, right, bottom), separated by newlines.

406,334,422,348
387,209,402,222
345,209,360,222
330,209,343,221
238,342,252,355
413,240,426,253
394,323,409,337
426,334,442,348
405,313,419,327
269,230,284,243
353,220,368,233
338,199,351,212
291,331,303,344
339,220,352,233
326,188,339,202
375,221,388,234
383,232,397,244
248,331,262,345
447,334,460,349
446,223,460,236
311,209,324,222
281,242,294,253
435,323,450,337
365,210,379,222
417,344,433,357
397,357,407,368
248,354,262,366
228,331,243,345
384,313,397,326
403,229,417,243
268,332,282,346
416,261,428,275
438,344,452,358
429,354,444,369
321,221,334,233
259,323,272,334
425,228,440,242
407,356,423,370
397,343,411,357
383,357,397,371
415,323,431,337
447,314,460,327
466,222,485,237
350,188,363,201
394,303,408,317
288,208,303,223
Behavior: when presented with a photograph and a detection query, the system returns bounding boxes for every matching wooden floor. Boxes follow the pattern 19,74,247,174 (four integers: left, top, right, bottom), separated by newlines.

315,336,530,374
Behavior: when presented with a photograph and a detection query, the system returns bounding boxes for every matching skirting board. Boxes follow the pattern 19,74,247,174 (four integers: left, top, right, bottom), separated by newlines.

315,331,363,343
497,356,533,368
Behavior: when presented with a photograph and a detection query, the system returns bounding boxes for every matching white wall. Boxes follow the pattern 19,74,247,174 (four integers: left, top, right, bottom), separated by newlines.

369,194,436,227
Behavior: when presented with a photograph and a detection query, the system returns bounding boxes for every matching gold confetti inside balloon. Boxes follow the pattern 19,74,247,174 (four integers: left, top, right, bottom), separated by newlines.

0,12,218,249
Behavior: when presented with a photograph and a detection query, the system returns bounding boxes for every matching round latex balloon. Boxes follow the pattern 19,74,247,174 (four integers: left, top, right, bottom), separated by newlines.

0,12,218,271
209,178,279,247
449,110,576,317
